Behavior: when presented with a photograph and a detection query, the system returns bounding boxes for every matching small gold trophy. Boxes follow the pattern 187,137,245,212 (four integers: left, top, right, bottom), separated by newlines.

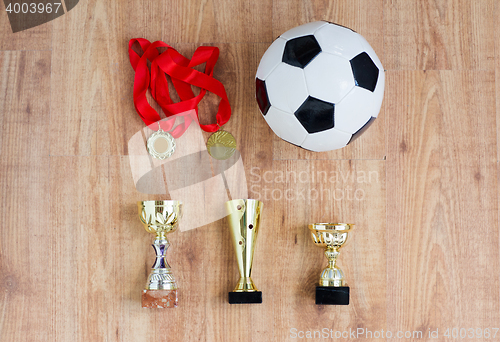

137,200,182,308
309,223,354,305
225,199,263,304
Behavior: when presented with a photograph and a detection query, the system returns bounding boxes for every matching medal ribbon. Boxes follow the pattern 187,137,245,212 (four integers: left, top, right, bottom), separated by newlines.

128,38,231,136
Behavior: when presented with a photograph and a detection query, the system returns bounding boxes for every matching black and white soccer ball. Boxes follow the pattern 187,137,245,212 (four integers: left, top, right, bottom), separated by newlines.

255,21,384,152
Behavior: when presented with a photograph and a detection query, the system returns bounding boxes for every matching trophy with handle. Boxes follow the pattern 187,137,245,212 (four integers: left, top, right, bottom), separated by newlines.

137,200,182,308
309,223,354,305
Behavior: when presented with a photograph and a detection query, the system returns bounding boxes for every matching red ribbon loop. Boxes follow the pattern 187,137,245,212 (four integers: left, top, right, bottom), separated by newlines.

128,38,231,134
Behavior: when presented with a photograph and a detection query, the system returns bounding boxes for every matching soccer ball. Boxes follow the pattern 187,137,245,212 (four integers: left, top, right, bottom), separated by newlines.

255,21,384,152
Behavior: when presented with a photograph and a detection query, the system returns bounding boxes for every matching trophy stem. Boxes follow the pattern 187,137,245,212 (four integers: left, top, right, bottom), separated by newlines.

234,277,257,292
145,234,177,291
325,247,339,269
320,246,346,287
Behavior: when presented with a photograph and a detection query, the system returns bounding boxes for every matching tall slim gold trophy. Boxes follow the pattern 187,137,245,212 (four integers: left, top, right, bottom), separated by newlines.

138,200,182,308
225,199,263,304
309,223,354,305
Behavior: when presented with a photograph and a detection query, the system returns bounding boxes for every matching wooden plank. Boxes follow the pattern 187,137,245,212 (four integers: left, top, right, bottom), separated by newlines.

164,0,272,43
50,0,163,156
271,0,385,160
0,51,51,157
386,70,499,333
384,0,495,70
49,157,113,341
0,50,53,342
437,71,499,329
0,157,53,342
385,70,441,331
496,1,500,164
271,160,386,341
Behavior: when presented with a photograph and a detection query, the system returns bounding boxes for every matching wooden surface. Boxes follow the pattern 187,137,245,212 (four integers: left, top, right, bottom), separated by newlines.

0,0,499,341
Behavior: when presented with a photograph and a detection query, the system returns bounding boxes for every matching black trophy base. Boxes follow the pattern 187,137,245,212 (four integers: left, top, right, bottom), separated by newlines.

315,286,349,305
228,291,262,304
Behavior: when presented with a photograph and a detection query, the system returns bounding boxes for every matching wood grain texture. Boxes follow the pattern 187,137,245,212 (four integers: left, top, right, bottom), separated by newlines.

386,70,499,335
0,156,52,342
384,0,496,70
0,51,51,157
164,0,272,43
50,157,112,341
0,51,53,342
1,0,500,341
496,0,500,164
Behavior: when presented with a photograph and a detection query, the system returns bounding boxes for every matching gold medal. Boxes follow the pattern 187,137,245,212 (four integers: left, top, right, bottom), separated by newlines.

147,128,176,160
206,130,237,160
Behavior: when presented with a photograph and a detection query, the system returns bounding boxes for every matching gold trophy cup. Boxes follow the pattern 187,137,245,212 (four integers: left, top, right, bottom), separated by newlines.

309,223,354,305
225,199,263,304
138,200,182,308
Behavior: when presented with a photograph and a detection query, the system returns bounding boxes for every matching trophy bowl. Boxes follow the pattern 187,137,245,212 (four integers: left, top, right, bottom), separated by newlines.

309,223,352,250
138,200,182,236
309,223,354,305
137,200,183,308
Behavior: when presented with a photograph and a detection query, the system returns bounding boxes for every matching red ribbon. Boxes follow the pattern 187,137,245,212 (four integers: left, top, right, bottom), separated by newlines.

128,38,231,135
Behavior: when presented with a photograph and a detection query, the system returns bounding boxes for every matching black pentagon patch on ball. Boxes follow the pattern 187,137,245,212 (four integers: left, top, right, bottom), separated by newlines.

256,78,271,115
350,52,379,92
282,35,322,68
347,117,376,144
294,96,334,134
